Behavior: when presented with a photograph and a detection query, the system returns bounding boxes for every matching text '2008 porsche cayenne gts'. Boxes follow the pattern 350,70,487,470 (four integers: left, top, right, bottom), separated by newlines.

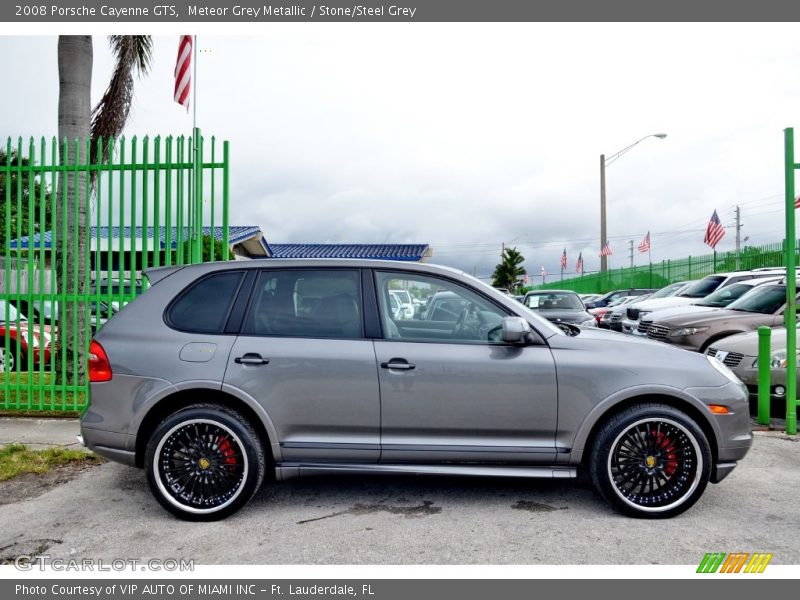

80,260,753,520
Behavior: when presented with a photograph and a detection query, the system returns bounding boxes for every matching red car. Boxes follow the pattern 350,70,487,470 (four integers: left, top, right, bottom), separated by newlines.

0,301,52,372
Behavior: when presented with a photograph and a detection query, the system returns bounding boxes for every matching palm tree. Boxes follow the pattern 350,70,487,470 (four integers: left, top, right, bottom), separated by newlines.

492,247,527,292
55,35,152,384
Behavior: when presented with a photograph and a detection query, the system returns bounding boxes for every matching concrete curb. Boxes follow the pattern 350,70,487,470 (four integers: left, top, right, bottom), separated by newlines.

0,417,81,450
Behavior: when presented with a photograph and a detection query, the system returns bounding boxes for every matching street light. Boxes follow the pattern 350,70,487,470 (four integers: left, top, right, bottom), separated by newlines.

600,133,667,273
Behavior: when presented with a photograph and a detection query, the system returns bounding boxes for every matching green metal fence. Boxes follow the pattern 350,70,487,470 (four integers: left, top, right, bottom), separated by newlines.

529,242,790,293
1,131,229,412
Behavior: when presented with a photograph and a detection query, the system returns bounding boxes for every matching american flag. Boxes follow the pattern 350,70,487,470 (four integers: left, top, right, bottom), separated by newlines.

560,248,567,270
174,35,193,111
795,195,800,209
638,231,651,253
600,240,612,257
704,209,726,249
576,252,584,274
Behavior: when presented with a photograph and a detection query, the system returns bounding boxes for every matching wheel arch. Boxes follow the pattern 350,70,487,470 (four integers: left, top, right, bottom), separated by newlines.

572,392,719,469
134,385,278,469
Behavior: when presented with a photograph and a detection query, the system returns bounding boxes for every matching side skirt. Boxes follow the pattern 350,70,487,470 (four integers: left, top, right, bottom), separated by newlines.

274,463,577,481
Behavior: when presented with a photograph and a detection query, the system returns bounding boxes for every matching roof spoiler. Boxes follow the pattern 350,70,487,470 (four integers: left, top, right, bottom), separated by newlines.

143,265,184,286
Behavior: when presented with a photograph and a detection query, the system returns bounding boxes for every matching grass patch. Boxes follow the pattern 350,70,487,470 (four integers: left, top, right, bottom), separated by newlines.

0,443,101,482
0,371,87,412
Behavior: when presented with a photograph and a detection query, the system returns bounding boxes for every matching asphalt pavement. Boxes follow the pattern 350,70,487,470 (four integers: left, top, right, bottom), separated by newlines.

0,420,798,565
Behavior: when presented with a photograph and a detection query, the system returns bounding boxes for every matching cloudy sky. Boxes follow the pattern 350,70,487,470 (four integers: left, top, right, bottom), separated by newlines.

2,24,800,279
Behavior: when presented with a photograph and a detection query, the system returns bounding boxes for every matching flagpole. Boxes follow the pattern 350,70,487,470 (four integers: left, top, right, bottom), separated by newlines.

192,35,197,131
192,35,201,263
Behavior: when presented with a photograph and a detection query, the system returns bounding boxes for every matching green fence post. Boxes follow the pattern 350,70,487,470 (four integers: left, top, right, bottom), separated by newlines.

784,127,798,435
757,326,772,426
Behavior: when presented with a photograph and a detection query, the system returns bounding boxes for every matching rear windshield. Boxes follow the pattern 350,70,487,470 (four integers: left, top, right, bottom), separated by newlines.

524,292,583,310
678,276,725,298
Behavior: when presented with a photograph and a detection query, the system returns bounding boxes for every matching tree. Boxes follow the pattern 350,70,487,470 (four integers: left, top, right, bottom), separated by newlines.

492,247,527,291
0,149,53,250
55,35,152,385
179,236,235,263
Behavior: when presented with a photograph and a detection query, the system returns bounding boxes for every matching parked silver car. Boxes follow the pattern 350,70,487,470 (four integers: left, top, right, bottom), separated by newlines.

706,326,797,414
521,290,594,327
81,260,752,521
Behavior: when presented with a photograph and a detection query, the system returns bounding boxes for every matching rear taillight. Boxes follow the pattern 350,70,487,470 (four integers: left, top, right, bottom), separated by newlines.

88,340,112,382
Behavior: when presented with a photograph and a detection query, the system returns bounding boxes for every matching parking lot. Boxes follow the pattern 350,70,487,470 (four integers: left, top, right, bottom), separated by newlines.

1,429,797,565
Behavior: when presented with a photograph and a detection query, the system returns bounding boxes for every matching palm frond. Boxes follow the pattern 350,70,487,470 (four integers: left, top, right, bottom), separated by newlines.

90,35,152,165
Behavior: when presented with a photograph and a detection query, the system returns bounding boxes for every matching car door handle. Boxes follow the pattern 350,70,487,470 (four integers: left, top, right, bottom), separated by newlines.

380,359,415,370
234,353,269,365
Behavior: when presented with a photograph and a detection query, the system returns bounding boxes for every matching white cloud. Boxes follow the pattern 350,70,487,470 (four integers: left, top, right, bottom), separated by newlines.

1,24,799,278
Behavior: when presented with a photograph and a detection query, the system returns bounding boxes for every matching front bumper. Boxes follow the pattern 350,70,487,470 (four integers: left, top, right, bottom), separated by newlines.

684,381,754,483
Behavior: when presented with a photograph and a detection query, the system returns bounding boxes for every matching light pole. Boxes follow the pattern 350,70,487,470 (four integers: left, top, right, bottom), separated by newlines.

600,133,667,273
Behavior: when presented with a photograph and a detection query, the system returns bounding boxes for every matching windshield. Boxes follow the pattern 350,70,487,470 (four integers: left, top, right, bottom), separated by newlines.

695,282,756,307
607,296,630,307
525,292,584,310
726,285,787,314
0,301,23,322
649,282,686,300
678,276,725,298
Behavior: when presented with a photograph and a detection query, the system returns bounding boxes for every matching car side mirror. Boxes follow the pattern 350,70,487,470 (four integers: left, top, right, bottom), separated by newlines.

502,316,531,343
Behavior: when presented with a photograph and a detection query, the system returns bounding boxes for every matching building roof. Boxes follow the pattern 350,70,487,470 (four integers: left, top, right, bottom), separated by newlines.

267,243,431,261
9,228,431,261
9,226,264,250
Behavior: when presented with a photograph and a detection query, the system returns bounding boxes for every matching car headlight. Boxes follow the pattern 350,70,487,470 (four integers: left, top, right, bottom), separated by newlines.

670,326,709,337
762,350,800,369
637,310,650,320
580,319,596,327
20,331,39,348
707,355,743,386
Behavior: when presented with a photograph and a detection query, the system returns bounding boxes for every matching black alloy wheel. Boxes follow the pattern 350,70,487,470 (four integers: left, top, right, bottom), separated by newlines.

145,404,266,521
590,403,712,518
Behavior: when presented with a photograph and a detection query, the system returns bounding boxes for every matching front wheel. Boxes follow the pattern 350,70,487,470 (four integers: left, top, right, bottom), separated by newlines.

589,403,712,518
145,404,266,521
0,338,25,373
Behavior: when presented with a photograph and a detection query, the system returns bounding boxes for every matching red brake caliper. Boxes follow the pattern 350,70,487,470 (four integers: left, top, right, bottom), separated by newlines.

218,436,238,465
652,430,678,476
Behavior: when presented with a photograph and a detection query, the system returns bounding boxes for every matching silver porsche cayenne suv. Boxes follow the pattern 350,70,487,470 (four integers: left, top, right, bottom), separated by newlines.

80,260,753,521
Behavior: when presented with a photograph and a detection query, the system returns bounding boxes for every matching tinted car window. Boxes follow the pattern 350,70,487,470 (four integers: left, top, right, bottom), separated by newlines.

168,271,244,333
245,270,362,339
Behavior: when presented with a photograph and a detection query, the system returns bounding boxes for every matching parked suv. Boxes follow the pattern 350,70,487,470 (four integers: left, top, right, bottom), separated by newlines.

641,280,793,352
632,271,791,337
81,260,752,521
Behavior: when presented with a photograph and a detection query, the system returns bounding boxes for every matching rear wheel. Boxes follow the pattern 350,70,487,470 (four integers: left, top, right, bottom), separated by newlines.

145,404,266,521
589,403,712,518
